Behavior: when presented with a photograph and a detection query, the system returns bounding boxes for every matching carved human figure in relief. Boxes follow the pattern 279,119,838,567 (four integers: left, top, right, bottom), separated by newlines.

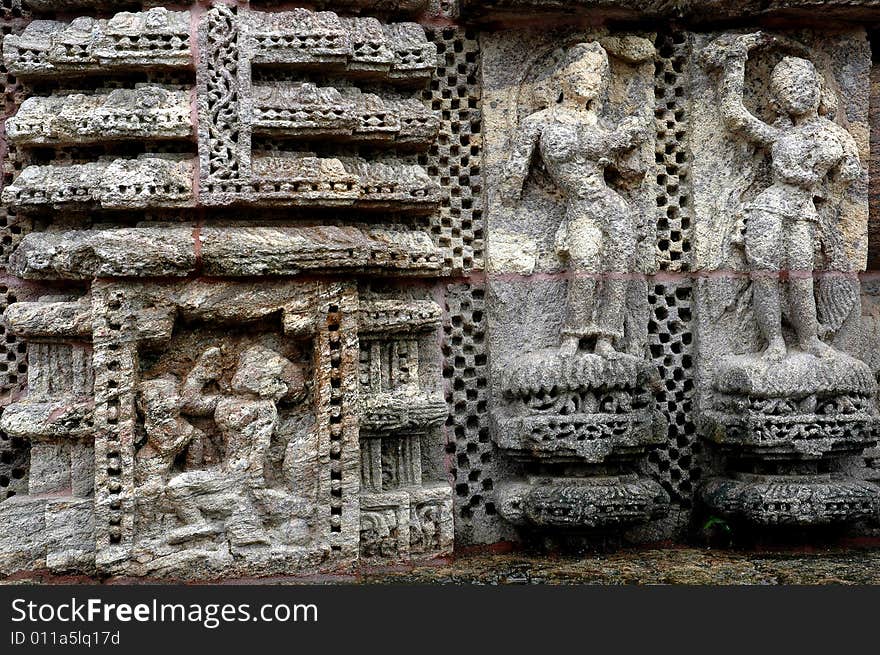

702,33,863,362
134,349,221,494
501,41,651,358
138,345,307,546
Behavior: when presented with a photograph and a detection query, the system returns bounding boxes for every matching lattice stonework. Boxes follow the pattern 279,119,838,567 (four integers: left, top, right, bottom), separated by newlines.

646,281,699,505
443,282,511,544
0,282,28,499
0,10,32,496
425,25,493,544
0,17,31,270
421,27,484,274
646,31,700,507
653,31,692,273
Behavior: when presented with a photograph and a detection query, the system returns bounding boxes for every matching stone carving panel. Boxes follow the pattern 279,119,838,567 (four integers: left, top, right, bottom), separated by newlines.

691,30,880,527
484,29,670,537
107,280,361,578
198,6,440,213
0,3,453,577
3,0,880,579
0,294,93,572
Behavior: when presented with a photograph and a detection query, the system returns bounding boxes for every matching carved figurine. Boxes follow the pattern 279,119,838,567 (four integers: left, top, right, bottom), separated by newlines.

135,375,205,495
702,32,863,361
490,39,668,535
501,41,651,358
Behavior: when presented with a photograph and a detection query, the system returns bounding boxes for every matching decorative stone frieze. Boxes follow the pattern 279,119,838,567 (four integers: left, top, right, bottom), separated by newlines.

357,296,452,561
3,9,192,77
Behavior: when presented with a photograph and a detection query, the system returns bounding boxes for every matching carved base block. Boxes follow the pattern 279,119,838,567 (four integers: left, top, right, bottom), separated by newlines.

705,351,880,458
713,351,876,398
500,349,658,398
494,411,660,463
496,476,669,530
493,351,667,533
0,497,95,574
360,484,453,563
700,474,880,527
703,409,879,459
494,350,661,463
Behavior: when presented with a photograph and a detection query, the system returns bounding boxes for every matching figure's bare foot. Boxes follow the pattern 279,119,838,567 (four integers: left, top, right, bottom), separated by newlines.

800,337,833,359
559,336,580,357
762,336,786,363
595,338,617,358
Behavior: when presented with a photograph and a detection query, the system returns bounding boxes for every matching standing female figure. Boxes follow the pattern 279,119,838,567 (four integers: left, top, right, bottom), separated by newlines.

502,41,651,358
703,33,862,361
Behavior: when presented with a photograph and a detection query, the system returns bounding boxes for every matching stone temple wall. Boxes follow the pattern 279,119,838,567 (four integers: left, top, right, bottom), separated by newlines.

2,0,880,579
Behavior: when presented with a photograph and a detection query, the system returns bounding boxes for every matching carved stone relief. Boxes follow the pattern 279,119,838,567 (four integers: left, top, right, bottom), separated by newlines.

484,30,671,537
198,6,440,211
0,3,453,577
2,0,880,579
114,281,360,577
690,30,880,526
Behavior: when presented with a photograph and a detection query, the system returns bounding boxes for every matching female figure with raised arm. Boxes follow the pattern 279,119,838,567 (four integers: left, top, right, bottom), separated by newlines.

501,41,651,358
702,33,862,361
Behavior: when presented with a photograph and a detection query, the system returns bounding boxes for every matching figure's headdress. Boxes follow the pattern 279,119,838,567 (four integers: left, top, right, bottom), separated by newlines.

530,41,610,109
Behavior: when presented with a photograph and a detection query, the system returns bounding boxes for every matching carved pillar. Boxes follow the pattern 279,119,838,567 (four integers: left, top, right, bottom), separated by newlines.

91,283,140,569
0,297,94,572
318,282,361,560
357,299,453,561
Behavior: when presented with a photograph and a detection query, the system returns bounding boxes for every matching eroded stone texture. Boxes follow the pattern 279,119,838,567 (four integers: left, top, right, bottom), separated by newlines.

2,158,194,210
645,31,701,509
461,0,880,22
